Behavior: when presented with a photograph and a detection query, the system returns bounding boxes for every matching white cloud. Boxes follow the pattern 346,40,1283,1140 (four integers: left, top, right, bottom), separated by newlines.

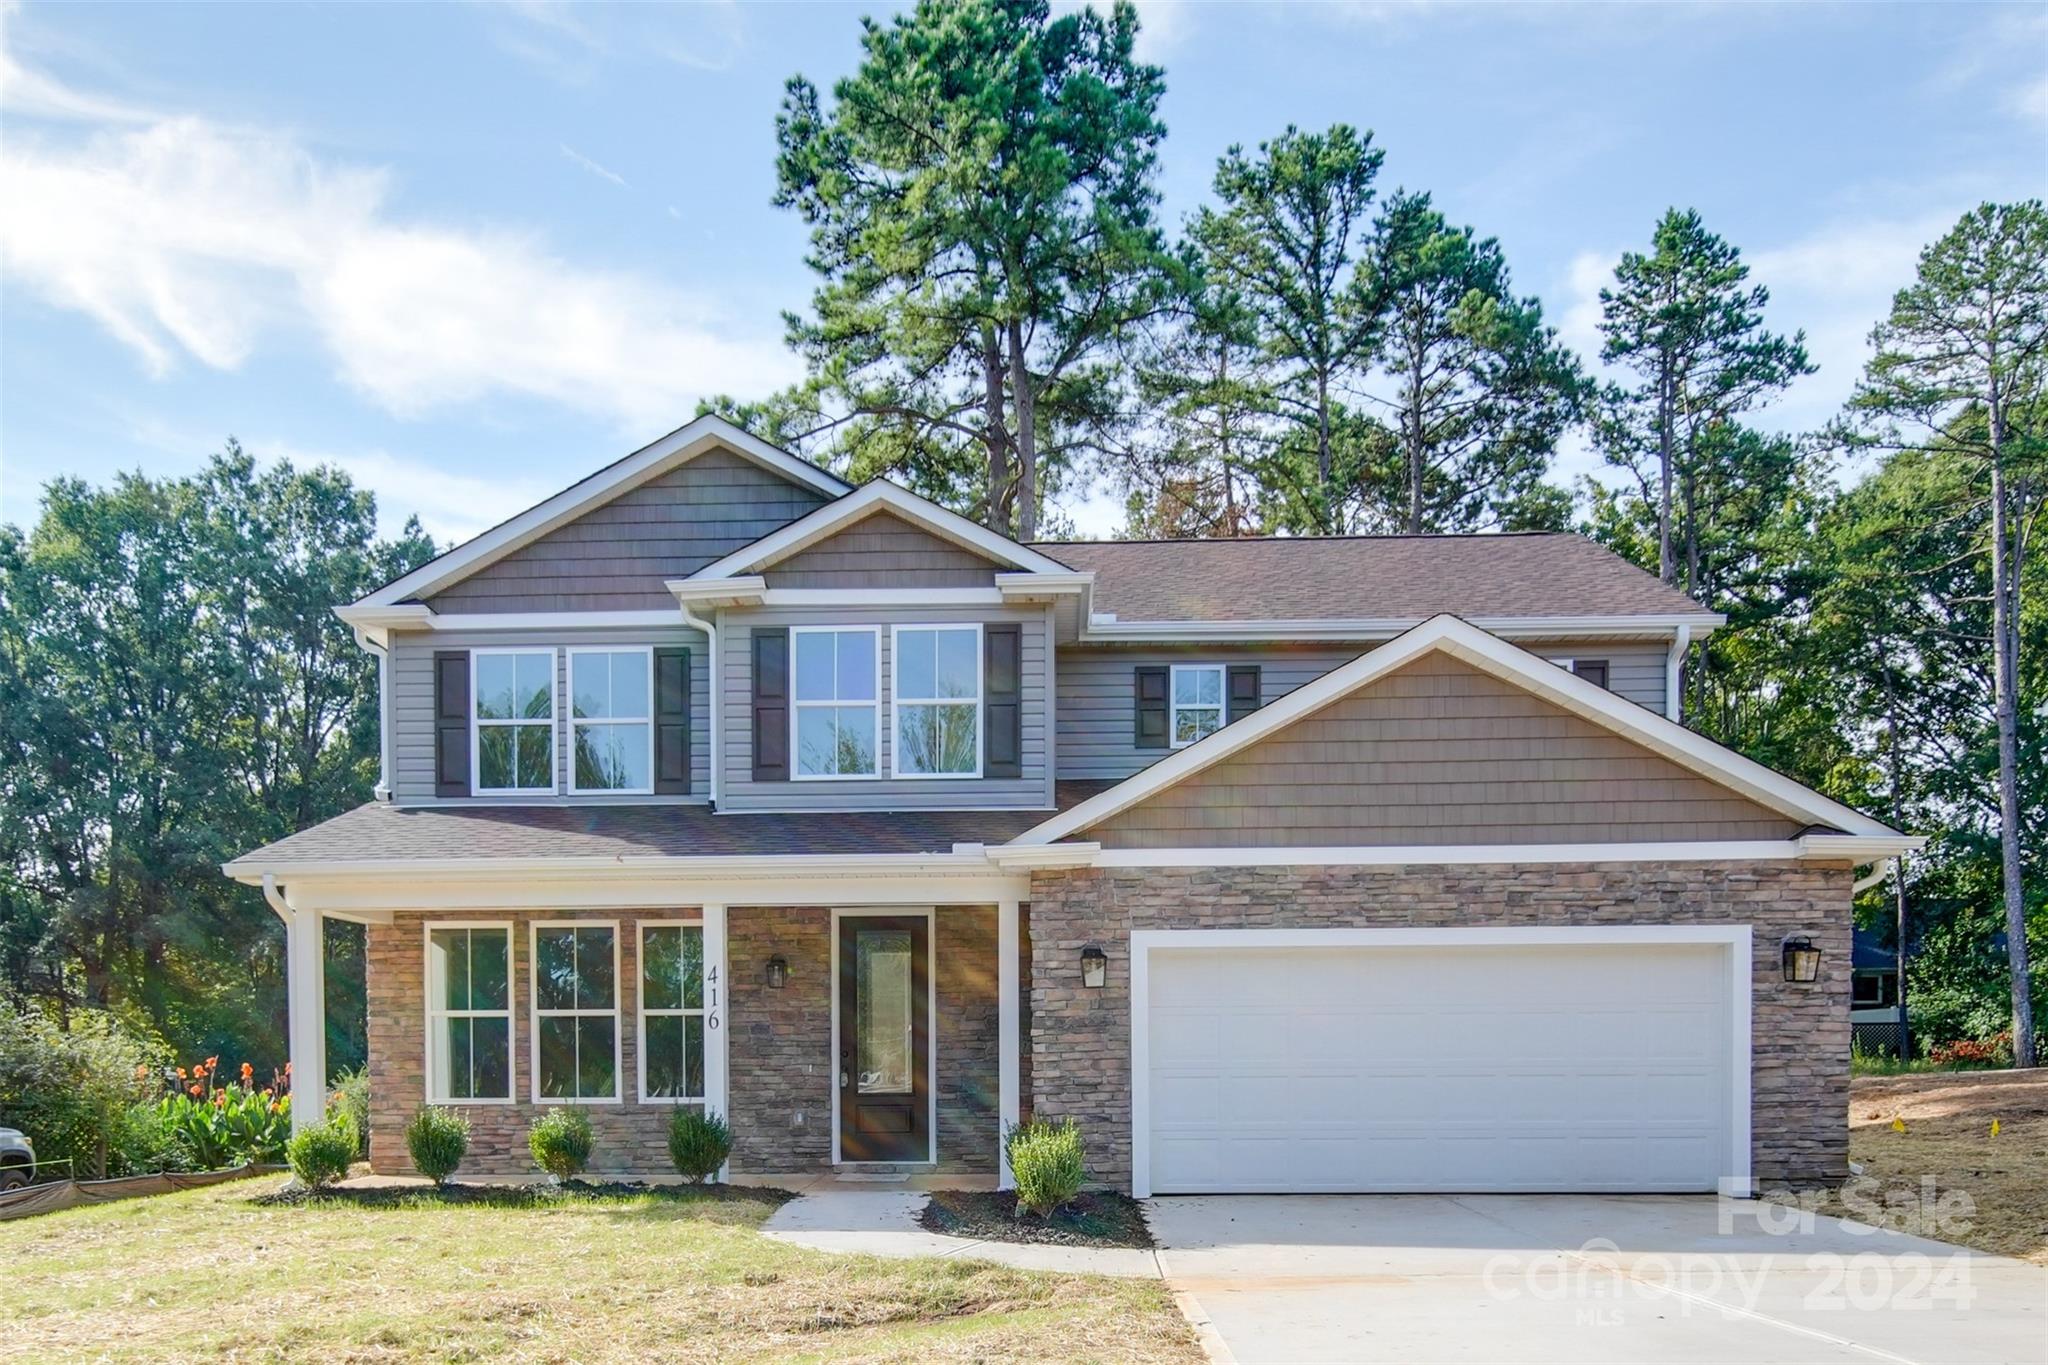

558,142,627,188
0,53,798,433
487,0,746,83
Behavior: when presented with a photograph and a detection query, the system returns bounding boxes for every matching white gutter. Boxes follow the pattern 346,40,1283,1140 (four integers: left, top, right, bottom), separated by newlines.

261,873,292,922
1666,623,1691,721
1080,612,1725,644
1853,858,1899,894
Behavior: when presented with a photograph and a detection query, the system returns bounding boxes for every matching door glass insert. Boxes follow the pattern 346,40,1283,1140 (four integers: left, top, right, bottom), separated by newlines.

855,928,913,1094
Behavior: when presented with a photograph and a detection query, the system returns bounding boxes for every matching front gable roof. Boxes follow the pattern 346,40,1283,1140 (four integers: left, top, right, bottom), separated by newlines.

352,414,850,609
1008,615,1910,849
687,480,1078,582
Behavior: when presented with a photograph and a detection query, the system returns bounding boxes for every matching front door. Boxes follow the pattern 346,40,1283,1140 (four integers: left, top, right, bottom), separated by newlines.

837,914,929,1162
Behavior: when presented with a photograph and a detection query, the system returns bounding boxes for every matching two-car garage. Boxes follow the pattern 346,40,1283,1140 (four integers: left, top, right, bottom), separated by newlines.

1133,928,1750,1197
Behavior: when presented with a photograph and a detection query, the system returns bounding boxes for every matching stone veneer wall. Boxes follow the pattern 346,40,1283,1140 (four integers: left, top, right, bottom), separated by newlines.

366,909,687,1176
1026,862,1854,1192
369,904,1003,1177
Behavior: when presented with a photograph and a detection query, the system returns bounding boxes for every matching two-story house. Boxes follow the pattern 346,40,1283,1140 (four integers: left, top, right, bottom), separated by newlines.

226,415,1918,1196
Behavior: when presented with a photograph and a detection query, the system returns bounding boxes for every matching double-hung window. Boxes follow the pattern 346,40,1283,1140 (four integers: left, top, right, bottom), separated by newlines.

425,925,512,1102
893,624,981,777
474,649,556,793
569,648,653,794
1170,664,1224,747
531,922,620,1102
638,921,706,1103
793,627,879,779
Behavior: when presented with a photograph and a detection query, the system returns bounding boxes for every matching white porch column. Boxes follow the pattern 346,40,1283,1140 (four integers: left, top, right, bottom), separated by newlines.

998,895,1021,1189
702,903,730,1179
284,897,326,1138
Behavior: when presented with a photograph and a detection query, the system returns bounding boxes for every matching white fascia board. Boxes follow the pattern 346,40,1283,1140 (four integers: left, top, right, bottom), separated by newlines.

689,481,1076,581
1796,833,1927,860
1009,613,1904,847
223,849,1006,884
1078,612,1725,643
980,841,1103,869
667,576,767,609
351,415,847,609
995,571,1094,602
759,588,1008,606
1086,840,1915,868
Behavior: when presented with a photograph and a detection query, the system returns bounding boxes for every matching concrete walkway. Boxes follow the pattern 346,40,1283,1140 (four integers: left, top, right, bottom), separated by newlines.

1148,1194,2048,1365
760,1184,1161,1278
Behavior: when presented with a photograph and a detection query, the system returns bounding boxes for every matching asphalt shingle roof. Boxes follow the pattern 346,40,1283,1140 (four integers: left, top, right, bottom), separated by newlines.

229,785,1116,868
1032,533,1709,623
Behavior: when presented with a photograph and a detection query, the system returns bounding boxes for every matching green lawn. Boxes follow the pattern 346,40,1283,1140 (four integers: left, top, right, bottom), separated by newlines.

0,1181,1199,1363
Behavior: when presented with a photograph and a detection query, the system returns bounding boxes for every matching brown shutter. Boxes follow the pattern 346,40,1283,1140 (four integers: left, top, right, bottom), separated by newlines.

654,646,692,795
1133,665,1168,749
751,628,789,782
1226,665,1262,724
434,650,471,797
984,624,1022,778
1574,659,1610,690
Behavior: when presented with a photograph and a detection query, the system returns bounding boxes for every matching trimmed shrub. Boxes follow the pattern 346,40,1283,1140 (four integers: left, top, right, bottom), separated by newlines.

332,1067,371,1159
1006,1117,1086,1218
285,1120,355,1190
0,1007,167,1179
406,1106,470,1185
528,1107,594,1180
667,1108,731,1183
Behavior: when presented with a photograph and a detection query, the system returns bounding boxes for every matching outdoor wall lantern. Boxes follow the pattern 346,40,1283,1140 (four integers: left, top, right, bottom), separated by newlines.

765,955,789,990
1080,944,1108,989
1781,936,1821,983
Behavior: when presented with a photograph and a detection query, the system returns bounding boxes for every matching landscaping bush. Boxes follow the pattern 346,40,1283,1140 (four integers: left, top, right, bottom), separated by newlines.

1006,1117,1086,1217
529,1107,595,1180
1928,1032,2012,1068
285,1120,355,1190
155,1059,291,1168
332,1066,371,1159
0,1007,168,1178
406,1106,470,1185
667,1108,731,1183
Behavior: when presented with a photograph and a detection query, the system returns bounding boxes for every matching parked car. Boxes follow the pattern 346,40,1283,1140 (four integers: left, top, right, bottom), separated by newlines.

0,1128,34,1189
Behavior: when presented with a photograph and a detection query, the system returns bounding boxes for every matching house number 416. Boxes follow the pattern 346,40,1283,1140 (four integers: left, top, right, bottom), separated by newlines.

705,964,720,1029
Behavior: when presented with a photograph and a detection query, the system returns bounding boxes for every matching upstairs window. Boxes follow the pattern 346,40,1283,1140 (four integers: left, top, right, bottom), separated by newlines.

532,923,620,1101
793,627,879,779
1548,657,1611,690
1170,664,1224,747
474,650,556,793
570,648,653,794
894,625,980,777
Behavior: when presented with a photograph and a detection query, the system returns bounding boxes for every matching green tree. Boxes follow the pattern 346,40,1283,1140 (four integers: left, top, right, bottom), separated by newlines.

772,0,1176,538
1847,201,2048,1066
1194,124,1384,533
1359,190,1584,533
1598,209,1813,586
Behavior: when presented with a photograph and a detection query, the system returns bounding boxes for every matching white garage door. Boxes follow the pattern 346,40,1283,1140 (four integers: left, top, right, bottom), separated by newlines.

1143,939,1737,1194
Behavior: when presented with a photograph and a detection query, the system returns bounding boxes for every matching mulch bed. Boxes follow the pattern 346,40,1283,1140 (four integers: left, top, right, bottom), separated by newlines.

257,1180,795,1210
919,1188,1155,1248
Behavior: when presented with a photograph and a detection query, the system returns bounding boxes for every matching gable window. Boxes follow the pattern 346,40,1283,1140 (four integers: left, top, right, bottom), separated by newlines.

425,925,512,1103
473,649,556,793
893,624,981,777
532,922,621,1102
569,648,653,794
638,922,706,1103
793,627,879,779
1548,657,1611,690
1170,664,1225,747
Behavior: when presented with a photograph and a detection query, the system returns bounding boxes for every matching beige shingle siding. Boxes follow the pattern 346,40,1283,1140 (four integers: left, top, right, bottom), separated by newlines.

1083,655,1800,848
424,445,829,613
1036,532,1708,622
761,509,1003,587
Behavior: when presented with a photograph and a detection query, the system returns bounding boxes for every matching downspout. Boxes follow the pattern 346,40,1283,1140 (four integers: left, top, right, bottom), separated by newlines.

1665,624,1690,722
352,627,394,802
262,872,291,922
679,604,719,808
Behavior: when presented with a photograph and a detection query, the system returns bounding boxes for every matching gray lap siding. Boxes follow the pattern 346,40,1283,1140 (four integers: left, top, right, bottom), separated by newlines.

1025,861,1852,1193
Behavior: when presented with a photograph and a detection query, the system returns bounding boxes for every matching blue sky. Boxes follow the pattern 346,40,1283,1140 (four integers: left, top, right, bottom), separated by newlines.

3,1,2044,544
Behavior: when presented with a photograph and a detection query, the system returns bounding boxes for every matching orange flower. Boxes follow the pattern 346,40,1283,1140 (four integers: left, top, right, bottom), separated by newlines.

134,1064,149,1080
283,1061,293,1073
205,1055,219,1069
192,1064,207,1079
212,1092,226,1107
187,1084,202,1097
175,1067,187,1080
261,1088,273,1098
241,1062,254,1080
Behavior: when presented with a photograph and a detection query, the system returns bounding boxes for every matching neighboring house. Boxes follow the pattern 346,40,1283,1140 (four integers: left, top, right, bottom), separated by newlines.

1851,927,1903,1023
225,415,1920,1197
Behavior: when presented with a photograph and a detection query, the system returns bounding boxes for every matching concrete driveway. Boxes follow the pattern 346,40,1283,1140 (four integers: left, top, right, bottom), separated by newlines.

1148,1195,2048,1364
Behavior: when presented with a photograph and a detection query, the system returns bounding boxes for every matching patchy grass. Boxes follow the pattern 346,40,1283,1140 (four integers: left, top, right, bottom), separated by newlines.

1788,1069,2048,1265
0,1179,1200,1362
920,1190,1154,1249
1850,1051,2004,1078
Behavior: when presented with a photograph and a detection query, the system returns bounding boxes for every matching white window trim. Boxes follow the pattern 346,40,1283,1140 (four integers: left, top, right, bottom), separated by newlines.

422,921,515,1105
471,646,559,796
1168,663,1226,750
566,646,656,796
529,919,624,1104
636,917,708,1105
890,622,984,780
791,625,882,782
